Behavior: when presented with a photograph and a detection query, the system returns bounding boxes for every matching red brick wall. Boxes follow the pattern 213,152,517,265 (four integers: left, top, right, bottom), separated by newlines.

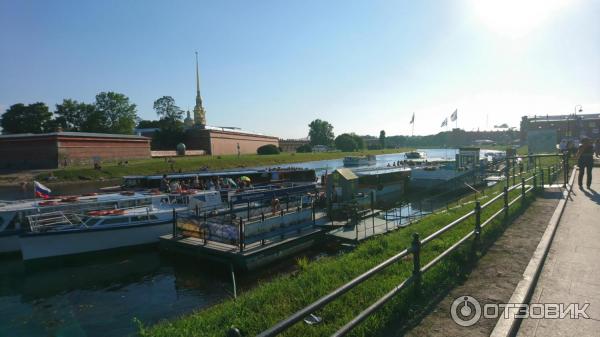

57,136,151,166
0,137,58,169
0,134,150,170
185,129,279,155
209,130,279,155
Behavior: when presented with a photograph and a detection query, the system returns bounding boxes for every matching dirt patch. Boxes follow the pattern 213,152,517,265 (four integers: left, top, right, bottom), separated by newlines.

400,190,561,337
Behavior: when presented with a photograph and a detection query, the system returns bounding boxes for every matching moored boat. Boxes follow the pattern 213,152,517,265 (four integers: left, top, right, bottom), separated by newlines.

343,155,376,167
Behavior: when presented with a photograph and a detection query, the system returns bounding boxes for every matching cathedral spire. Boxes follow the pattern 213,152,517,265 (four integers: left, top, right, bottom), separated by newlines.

193,51,206,126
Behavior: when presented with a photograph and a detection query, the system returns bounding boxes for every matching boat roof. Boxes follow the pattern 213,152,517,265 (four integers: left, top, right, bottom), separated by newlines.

353,167,411,176
123,167,313,180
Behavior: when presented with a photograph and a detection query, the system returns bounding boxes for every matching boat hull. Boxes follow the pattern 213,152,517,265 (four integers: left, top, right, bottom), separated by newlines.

0,230,21,254
19,221,172,260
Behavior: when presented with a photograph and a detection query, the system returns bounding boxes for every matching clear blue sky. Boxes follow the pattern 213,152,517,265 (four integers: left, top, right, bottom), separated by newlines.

1,0,598,138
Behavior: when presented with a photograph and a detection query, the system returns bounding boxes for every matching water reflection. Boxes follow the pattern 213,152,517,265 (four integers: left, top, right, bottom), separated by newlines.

0,249,232,337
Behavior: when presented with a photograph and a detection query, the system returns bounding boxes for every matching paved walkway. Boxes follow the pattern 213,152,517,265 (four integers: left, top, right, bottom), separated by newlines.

517,168,600,337
397,190,562,337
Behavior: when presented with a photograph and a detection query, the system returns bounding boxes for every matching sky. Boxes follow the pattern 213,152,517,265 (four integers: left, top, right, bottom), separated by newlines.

0,0,599,138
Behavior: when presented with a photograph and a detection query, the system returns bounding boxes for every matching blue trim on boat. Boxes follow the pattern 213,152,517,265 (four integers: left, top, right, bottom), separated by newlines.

0,229,22,237
20,220,172,237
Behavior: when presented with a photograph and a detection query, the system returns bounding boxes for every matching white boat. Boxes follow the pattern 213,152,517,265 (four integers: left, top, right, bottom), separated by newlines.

343,155,376,167
0,189,222,256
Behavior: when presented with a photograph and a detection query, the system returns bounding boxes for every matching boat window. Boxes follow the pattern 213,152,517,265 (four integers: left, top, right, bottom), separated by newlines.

194,195,206,202
102,217,128,225
130,215,148,222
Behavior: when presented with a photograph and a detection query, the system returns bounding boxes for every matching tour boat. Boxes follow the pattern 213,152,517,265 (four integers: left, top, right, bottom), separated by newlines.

17,190,223,260
343,155,376,167
404,151,426,160
0,189,222,255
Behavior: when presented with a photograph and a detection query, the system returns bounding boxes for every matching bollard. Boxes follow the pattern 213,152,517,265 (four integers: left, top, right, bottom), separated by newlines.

411,233,422,296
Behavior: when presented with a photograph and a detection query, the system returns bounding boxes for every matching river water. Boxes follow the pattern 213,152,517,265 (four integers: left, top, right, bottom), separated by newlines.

0,148,498,337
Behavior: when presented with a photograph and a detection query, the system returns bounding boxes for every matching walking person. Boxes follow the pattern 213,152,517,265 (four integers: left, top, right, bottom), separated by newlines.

575,137,594,189
594,139,600,159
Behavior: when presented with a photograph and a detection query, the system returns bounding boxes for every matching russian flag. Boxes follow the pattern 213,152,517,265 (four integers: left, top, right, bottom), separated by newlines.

34,181,52,199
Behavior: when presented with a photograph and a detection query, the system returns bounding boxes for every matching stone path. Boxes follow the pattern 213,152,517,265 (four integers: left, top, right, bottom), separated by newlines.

516,169,600,337
398,190,562,337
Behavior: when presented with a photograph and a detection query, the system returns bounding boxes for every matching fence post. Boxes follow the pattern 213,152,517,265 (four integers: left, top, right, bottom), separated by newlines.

503,186,509,221
172,208,177,237
505,156,510,188
474,201,481,255
548,167,552,184
533,171,537,192
563,153,568,188
540,169,545,191
239,218,244,252
371,191,375,234
411,233,421,296
521,177,526,207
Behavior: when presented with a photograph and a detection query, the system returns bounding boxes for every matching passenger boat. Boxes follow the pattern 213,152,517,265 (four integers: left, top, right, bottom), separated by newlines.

121,168,317,190
0,190,220,255
343,155,376,167
14,183,318,260
404,151,426,160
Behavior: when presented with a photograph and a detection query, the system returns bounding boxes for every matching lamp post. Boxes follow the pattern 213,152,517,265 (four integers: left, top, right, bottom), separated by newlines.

573,105,583,139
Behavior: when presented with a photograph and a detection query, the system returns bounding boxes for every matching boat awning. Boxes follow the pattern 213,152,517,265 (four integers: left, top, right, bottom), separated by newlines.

335,168,358,181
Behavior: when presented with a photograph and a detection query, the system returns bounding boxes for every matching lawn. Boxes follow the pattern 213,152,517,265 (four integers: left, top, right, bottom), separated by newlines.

37,148,412,182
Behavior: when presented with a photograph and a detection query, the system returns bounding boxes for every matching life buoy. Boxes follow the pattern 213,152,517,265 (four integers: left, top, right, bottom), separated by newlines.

87,210,104,216
120,191,135,196
61,196,79,202
39,200,59,206
107,209,125,215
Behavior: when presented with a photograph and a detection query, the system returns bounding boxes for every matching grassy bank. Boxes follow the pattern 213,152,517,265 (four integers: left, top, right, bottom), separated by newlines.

35,148,411,182
142,183,538,337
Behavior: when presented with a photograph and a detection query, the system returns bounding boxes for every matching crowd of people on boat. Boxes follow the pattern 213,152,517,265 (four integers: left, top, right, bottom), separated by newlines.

159,174,252,193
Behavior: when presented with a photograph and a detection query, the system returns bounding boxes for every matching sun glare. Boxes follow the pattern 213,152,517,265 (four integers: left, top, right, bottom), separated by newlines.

469,0,573,39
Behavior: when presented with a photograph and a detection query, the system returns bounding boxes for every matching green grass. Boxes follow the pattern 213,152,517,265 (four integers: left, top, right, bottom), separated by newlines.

37,148,411,182
142,174,547,337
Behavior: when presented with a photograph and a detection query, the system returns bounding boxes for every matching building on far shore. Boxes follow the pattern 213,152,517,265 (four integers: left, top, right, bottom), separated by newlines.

0,132,150,170
520,113,600,143
183,52,279,155
279,138,309,152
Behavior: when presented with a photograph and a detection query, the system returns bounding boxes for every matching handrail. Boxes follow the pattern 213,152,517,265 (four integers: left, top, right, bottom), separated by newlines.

258,155,564,337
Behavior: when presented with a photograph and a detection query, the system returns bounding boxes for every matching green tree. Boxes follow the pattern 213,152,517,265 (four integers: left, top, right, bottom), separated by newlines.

1,103,53,134
153,96,183,126
94,92,138,134
308,119,334,146
350,133,364,150
55,99,96,131
379,130,386,148
137,120,162,129
335,133,359,152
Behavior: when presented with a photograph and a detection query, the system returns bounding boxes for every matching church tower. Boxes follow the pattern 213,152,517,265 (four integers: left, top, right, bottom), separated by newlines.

193,51,207,127
183,110,194,127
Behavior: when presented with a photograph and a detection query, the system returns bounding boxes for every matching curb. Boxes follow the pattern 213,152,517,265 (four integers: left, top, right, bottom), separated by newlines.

490,167,577,337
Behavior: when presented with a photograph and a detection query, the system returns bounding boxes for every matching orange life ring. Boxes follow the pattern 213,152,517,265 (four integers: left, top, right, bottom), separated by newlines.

39,200,59,206
107,209,125,215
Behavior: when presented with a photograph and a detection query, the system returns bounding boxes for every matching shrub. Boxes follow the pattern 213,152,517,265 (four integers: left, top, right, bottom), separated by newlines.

257,144,280,155
296,144,312,153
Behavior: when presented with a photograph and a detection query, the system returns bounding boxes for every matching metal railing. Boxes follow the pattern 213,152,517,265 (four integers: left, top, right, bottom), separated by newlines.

257,153,566,337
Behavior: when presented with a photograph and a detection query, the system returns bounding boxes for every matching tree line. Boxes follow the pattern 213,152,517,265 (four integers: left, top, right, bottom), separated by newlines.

0,93,188,150
305,118,518,152
1,92,137,134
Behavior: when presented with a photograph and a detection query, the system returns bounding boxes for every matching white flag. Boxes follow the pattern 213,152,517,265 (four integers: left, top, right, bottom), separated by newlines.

441,118,448,127
450,109,458,121
410,113,415,124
